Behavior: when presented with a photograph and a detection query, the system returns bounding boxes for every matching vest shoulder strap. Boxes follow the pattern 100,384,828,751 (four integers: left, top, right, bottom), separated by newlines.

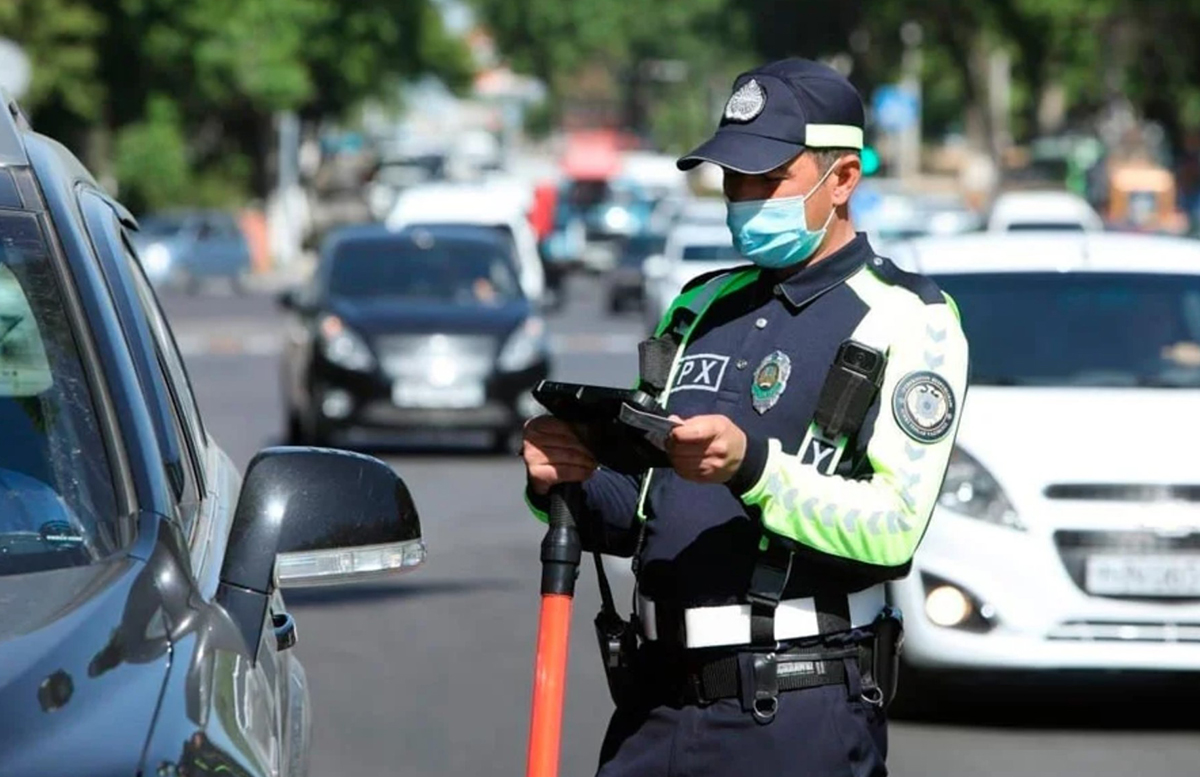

639,268,751,394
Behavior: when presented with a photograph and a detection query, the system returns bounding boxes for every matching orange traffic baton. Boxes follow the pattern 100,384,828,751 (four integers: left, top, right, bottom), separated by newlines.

525,483,584,777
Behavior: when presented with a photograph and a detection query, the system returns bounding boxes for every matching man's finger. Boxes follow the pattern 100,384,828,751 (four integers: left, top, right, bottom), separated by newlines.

672,418,720,444
526,424,584,445
526,444,597,468
531,464,596,483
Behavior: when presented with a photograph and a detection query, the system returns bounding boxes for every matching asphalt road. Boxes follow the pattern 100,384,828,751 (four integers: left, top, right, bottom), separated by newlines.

161,276,1197,777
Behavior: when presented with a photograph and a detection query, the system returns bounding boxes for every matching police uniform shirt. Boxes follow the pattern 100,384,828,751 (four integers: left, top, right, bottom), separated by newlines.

528,233,969,613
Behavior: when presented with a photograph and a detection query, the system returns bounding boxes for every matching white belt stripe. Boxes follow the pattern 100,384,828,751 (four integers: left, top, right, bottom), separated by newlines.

637,586,886,649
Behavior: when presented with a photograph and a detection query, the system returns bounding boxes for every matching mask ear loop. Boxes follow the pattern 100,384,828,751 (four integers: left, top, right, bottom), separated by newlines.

803,160,841,253
801,159,841,203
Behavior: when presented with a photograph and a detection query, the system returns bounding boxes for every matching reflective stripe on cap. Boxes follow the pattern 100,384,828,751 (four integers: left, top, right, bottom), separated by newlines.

806,124,864,149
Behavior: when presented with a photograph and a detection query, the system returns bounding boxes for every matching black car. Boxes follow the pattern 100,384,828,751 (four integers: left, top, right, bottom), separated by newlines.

0,98,427,775
279,223,551,451
607,232,667,314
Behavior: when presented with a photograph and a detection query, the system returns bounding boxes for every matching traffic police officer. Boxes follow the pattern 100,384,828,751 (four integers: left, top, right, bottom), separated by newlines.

523,58,969,777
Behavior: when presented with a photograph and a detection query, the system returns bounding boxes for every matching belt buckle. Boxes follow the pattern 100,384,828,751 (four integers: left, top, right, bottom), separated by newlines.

750,652,779,724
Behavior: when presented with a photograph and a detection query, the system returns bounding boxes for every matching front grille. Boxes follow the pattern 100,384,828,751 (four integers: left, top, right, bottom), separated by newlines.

1048,620,1200,643
1055,531,1200,553
1044,483,1200,502
375,334,496,381
1054,530,1200,602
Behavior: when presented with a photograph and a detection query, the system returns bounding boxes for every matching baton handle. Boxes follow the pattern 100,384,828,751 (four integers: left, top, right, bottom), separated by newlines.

540,484,583,596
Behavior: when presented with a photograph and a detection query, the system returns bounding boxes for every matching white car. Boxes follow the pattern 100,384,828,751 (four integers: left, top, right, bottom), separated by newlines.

675,197,729,227
986,189,1104,232
386,182,546,304
884,231,1200,693
641,222,743,332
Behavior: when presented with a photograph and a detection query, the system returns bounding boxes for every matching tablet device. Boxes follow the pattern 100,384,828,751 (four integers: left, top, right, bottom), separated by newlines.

532,381,679,474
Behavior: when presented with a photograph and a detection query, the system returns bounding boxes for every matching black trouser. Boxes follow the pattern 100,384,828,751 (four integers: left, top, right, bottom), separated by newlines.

596,645,888,777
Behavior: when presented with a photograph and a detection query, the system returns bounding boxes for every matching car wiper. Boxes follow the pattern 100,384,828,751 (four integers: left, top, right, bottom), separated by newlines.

1134,375,1200,388
1058,371,1141,387
969,376,1034,386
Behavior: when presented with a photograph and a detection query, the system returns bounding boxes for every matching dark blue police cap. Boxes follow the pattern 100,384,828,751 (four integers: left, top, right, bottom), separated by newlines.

677,59,865,174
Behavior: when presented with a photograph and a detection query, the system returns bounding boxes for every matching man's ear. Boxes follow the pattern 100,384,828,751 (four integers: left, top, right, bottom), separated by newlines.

829,155,863,207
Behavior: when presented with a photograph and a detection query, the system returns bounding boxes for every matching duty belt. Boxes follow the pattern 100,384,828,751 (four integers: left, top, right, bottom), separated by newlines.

636,641,873,709
636,586,886,650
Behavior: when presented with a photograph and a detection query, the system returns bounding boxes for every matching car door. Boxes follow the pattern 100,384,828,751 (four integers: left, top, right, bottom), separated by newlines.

280,272,325,422
81,193,296,775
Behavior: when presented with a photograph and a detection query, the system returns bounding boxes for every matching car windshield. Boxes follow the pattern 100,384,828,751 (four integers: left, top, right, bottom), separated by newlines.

0,212,120,575
328,234,524,306
137,214,189,237
935,271,1200,388
682,243,741,262
620,235,667,266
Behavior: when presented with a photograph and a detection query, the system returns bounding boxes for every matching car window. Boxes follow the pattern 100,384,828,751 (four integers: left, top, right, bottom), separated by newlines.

138,214,188,238
620,235,667,266
328,235,524,305
412,221,519,256
0,211,121,574
121,233,207,497
935,271,1200,388
206,213,241,239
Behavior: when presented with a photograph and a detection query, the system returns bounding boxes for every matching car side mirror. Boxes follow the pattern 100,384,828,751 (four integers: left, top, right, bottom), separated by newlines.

642,254,669,280
216,447,425,660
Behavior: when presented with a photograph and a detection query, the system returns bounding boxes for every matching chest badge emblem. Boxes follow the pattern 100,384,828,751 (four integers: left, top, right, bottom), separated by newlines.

751,350,792,414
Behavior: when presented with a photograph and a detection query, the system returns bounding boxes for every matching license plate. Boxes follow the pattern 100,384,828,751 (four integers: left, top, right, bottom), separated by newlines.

1085,554,1200,596
392,382,485,409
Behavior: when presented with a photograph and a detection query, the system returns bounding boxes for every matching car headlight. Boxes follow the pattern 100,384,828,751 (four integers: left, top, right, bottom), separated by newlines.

937,446,1025,530
140,242,173,278
603,206,634,233
318,315,375,372
497,317,549,372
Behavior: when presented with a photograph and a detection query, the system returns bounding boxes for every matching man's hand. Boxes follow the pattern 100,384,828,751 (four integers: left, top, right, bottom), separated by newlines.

666,414,747,484
522,416,598,495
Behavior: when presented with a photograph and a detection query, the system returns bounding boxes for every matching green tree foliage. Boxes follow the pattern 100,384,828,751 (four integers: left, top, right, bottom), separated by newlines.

0,0,473,210
0,0,104,153
472,0,1200,160
471,0,753,150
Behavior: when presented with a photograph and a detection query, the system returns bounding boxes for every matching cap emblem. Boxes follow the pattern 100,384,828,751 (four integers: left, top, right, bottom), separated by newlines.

724,78,766,123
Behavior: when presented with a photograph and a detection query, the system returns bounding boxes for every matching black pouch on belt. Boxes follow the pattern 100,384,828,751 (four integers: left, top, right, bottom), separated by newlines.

591,550,639,707
871,605,904,708
594,608,638,707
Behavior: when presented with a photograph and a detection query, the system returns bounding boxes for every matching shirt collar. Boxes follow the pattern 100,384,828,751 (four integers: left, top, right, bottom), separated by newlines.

768,232,873,310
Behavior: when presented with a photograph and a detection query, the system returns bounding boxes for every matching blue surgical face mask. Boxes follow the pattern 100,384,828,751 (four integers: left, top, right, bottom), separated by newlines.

725,164,838,270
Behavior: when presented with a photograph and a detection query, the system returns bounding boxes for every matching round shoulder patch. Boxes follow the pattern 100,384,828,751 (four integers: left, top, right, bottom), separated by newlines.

892,371,956,443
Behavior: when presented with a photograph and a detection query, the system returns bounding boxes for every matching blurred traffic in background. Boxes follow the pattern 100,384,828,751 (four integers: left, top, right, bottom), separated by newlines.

3,1,1200,776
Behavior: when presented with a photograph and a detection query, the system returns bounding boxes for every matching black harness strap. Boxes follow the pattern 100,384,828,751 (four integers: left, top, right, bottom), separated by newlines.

592,552,619,621
746,337,888,652
747,539,794,647
813,590,852,635
637,273,734,397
